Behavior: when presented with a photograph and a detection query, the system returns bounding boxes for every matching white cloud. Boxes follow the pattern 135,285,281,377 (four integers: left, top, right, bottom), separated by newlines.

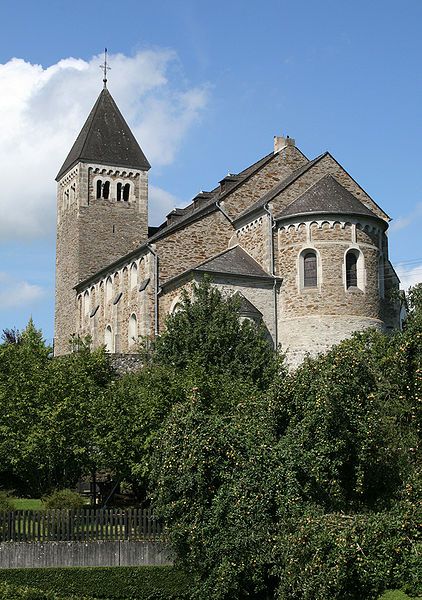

390,202,422,232
395,263,422,291
0,272,45,309
0,50,208,240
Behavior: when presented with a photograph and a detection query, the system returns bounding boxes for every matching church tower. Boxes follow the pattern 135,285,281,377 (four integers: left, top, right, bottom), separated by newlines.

54,83,150,355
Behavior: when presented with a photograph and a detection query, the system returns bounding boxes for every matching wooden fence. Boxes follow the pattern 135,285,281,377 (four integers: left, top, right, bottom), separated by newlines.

0,509,162,543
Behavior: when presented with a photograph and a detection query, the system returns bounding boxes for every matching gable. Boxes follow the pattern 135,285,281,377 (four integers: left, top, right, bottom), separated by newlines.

268,153,389,222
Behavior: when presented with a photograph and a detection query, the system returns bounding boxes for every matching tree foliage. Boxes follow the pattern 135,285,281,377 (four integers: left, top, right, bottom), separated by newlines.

0,323,113,496
151,285,422,600
153,279,279,389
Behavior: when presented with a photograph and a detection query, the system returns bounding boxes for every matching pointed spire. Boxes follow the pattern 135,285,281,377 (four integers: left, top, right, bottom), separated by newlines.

56,87,150,180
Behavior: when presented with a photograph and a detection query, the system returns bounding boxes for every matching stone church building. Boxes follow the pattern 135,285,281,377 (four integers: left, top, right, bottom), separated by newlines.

54,84,400,366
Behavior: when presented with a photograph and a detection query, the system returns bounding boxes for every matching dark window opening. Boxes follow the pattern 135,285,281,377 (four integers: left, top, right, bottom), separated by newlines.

103,181,110,200
117,183,122,201
96,180,102,199
123,183,130,201
303,252,317,288
346,252,358,288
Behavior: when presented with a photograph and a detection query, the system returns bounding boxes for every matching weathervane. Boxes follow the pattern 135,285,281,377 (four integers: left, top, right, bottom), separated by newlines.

100,48,111,88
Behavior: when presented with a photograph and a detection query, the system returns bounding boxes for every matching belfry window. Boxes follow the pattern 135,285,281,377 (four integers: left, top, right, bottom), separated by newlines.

123,183,130,201
303,252,317,288
117,183,122,201
96,180,110,200
346,252,358,288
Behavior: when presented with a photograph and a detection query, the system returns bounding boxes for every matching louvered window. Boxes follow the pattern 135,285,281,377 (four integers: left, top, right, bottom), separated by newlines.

303,252,317,287
346,252,358,288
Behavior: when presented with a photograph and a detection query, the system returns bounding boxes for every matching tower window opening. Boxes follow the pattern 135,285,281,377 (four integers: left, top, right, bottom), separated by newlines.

123,183,130,201
346,252,358,288
103,181,110,200
303,252,317,288
117,182,122,201
96,180,102,199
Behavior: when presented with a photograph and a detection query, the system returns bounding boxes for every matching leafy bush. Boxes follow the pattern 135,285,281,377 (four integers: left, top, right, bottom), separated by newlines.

0,566,193,599
43,489,85,510
0,490,14,511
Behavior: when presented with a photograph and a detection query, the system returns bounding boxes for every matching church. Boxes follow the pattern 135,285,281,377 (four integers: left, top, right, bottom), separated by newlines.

54,82,401,367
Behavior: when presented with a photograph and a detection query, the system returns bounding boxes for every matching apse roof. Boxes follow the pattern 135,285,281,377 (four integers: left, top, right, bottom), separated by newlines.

275,174,382,221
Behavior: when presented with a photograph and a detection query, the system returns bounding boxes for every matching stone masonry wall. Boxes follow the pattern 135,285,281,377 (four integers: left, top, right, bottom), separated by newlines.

77,249,155,353
235,215,271,273
277,217,387,366
269,154,388,222
280,315,385,368
221,146,308,220
156,210,234,284
54,162,149,355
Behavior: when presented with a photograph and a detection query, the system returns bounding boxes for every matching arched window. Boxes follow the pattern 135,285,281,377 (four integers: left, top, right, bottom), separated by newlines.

346,251,358,288
104,325,113,352
96,180,102,199
303,252,317,288
123,183,130,202
344,249,365,291
128,314,138,347
103,181,110,200
105,277,113,303
130,263,138,290
117,182,122,201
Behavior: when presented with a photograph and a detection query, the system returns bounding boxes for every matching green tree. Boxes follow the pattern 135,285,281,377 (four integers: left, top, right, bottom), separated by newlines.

153,278,280,389
151,288,422,600
0,325,113,496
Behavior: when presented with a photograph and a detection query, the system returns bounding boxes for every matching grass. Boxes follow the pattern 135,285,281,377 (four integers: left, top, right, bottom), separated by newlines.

10,498,44,510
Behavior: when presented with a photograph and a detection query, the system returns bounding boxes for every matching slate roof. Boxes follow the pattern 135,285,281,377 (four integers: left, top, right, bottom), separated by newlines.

158,245,274,292
275,174,382,221
146,151,276,241
234,153,326,224
56,88,150,180
194,245,272,279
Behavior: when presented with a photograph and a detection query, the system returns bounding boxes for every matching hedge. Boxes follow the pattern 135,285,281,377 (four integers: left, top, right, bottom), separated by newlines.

0,566,193,599
0,581,93,599
378,592,420,600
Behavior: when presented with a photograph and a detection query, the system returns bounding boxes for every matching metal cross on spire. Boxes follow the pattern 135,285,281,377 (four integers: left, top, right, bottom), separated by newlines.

100,48,111,88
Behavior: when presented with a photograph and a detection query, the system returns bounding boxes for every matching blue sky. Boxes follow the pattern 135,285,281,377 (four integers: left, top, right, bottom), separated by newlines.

0,0,421,343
